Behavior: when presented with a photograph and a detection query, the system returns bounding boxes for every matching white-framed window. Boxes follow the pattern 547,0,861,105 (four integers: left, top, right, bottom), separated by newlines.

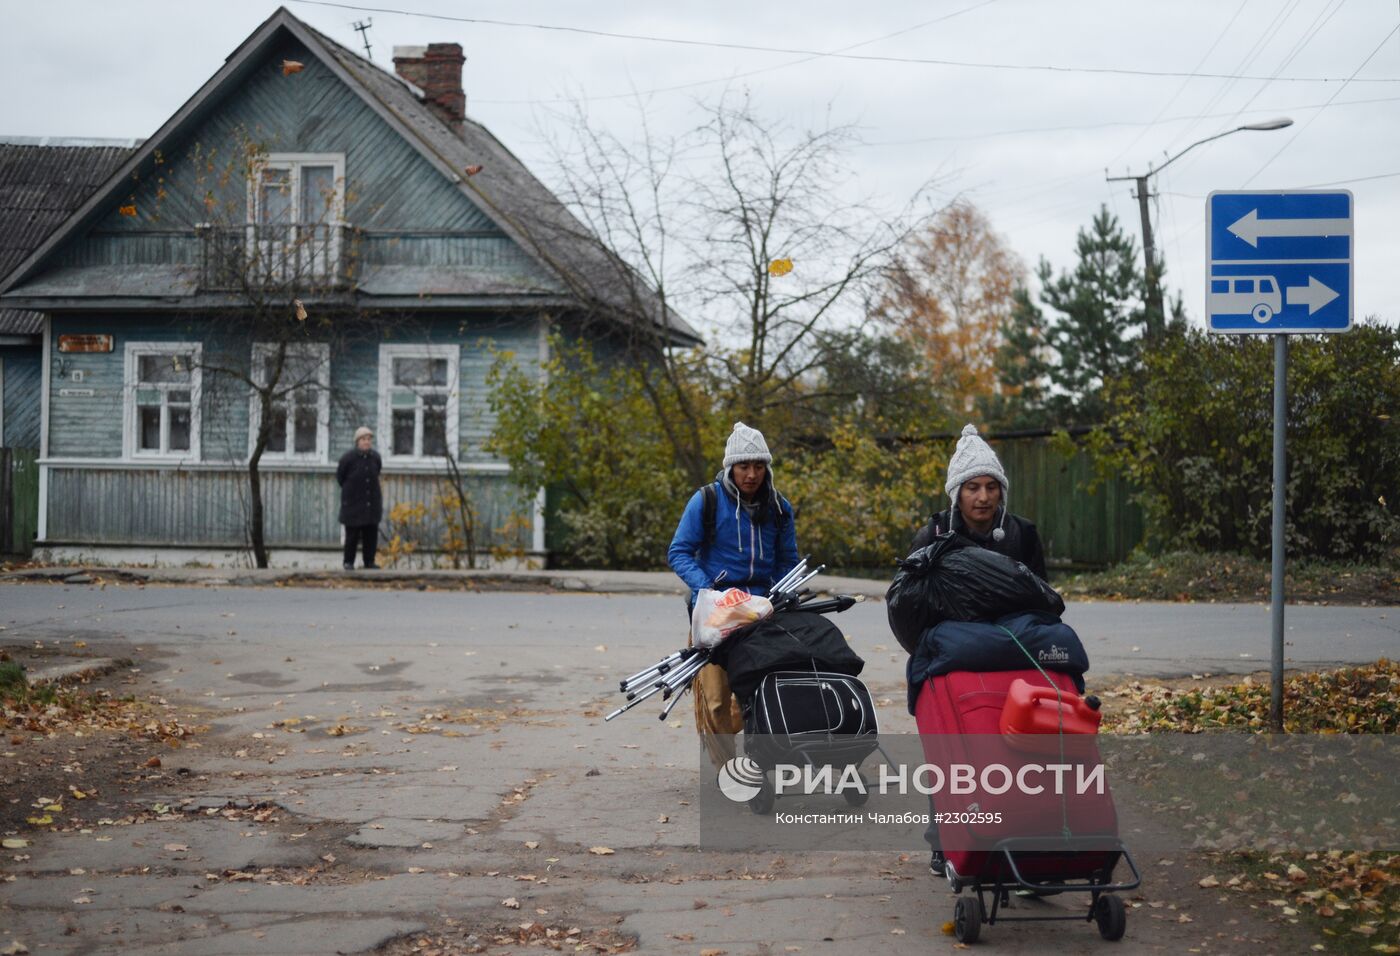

246,153,345,282
377,344,459,460
249,342,330,461
123,342,202,460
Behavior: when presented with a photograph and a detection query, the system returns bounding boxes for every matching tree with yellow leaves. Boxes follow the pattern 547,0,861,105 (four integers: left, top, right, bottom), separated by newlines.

873,200,1024,416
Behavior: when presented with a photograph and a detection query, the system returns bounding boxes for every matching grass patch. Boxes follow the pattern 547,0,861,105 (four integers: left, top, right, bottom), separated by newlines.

1106,661,1400,953
1061,550,1399,605
0,660,27,695
1101,660,1400,734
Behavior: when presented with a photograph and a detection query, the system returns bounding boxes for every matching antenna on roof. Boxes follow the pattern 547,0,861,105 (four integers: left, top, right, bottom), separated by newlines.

352,18,374,60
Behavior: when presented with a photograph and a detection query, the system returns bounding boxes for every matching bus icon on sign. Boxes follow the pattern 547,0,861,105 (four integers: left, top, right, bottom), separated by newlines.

1209,275,1282,323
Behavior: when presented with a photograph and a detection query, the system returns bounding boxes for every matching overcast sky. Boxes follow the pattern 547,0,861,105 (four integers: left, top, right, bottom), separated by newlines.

4,0,1399,330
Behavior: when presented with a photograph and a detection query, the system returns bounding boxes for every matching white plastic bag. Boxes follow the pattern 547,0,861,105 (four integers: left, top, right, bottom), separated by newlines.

691,587,774,649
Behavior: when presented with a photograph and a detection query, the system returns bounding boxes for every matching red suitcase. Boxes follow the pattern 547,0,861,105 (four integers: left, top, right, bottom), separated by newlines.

914,669,1139,943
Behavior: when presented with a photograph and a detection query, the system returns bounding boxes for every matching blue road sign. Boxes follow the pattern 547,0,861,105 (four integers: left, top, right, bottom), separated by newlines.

1206,190,1352,333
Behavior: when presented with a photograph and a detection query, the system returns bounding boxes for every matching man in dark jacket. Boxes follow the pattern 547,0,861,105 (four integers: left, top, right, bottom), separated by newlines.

337,426,383,570
912,423,1048,878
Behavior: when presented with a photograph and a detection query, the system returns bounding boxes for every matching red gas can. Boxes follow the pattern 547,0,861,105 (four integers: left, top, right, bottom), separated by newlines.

999,677,1102,753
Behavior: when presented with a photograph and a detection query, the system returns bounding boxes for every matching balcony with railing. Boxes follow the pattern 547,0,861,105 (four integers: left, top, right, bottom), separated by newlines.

197,222,354,292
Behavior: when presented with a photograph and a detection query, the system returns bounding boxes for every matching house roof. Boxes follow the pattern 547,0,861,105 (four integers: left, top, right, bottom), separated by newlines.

0,140,135,335
0,8,701,347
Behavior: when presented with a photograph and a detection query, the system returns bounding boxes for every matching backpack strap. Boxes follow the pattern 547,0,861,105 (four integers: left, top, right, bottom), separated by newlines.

700,483,717,551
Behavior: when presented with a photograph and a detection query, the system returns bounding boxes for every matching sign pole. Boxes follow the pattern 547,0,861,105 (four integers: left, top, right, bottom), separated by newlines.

1269,333,1287,732
1206,190,1352,732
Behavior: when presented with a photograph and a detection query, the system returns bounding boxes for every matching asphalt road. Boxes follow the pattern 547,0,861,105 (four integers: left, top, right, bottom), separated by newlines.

1,581,1396,955
3,584,1395,680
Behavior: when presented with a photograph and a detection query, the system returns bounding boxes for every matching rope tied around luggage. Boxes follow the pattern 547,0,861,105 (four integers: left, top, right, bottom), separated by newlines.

997,623,1074,843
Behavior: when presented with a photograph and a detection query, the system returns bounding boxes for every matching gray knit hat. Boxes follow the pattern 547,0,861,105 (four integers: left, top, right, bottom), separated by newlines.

354,426,373,442
722,422,773,468
944,423,1009,541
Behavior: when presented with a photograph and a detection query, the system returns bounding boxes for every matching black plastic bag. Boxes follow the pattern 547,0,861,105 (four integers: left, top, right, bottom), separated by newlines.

711,610,865,704
886,532,1065,653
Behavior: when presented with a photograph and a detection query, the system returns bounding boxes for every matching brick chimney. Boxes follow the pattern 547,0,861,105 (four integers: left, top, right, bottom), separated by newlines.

392,43,466,135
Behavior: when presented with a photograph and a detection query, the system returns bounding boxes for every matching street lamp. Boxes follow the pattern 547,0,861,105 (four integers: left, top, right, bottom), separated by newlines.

1107,117,1293,338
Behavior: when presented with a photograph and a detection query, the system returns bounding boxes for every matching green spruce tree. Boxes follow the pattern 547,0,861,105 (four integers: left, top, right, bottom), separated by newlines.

1040,206,1146,424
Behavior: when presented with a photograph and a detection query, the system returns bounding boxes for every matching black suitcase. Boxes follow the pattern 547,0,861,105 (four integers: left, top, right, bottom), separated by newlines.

743,670,880,769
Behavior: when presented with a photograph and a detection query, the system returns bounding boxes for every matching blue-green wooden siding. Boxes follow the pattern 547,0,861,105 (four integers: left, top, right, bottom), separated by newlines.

2,347,42,449
51,35,554,286
45,466,531,551
47,313,538,463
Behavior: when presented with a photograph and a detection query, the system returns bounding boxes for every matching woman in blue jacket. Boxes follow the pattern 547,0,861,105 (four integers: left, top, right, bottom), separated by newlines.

668,422,799,607
668,422,799,767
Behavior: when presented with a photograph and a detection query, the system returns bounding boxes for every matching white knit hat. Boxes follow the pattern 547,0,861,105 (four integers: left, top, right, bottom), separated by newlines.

354,426,373,442
944,423,1009,541
722,422,772,468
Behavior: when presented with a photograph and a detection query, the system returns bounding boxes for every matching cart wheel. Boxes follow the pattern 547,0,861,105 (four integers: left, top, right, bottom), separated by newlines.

747,778,774,815
953,895,983,944
843,783,870,806
1095,894,1126,941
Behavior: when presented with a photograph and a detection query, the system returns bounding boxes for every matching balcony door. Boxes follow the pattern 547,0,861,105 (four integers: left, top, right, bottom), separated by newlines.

249,154,344,286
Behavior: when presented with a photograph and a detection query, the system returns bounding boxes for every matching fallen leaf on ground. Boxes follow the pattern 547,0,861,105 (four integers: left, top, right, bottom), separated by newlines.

501,897,520,909
588,846,615,855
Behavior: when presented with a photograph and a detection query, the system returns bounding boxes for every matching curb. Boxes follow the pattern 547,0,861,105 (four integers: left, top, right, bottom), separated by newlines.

0,565,890,599
25,657,123,686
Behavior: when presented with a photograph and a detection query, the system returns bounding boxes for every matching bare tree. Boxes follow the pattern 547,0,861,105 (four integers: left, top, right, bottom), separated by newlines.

151,135,376,568
507,91,944,482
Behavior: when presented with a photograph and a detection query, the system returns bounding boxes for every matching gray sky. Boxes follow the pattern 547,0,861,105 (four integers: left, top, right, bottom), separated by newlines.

4,0,1399,329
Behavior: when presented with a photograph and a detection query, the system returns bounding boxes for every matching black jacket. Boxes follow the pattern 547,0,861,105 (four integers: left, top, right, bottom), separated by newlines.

337,449,383,526
910,507,1048,581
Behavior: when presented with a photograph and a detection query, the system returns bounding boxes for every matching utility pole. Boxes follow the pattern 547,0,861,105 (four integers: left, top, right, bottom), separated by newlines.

1127,174,1163,339
353,18,374,60
1106,118,1293,342
1106,170,1164,339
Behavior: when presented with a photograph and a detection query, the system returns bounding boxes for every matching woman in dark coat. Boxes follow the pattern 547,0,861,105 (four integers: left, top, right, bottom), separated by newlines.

337,426,383,570
911,423,1048,877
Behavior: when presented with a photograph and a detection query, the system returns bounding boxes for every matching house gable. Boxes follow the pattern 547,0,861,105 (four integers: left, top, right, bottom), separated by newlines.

1,11,567,306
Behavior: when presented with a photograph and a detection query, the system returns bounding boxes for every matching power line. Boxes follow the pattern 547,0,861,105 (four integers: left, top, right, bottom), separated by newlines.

289,0,1400,83
1163,167,1400,199
1101,0,1250,172
1242,22,1400,185
861,93,1400,147
472,0,999,105
1167,0,1346,183
1160,0,1300,158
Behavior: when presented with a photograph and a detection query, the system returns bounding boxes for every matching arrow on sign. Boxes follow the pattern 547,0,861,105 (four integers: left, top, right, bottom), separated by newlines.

1227,209,1352,247
1285,276,1340,315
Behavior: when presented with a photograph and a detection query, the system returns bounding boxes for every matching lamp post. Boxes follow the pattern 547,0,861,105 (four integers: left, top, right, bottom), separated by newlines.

1107,117,1293,338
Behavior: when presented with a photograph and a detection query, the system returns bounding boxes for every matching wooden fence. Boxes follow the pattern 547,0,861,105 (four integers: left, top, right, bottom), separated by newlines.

1,448,39,557
990,436,1144,568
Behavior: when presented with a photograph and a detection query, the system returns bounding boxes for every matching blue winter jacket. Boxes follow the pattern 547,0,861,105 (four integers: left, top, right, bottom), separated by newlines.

668,479,799,604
